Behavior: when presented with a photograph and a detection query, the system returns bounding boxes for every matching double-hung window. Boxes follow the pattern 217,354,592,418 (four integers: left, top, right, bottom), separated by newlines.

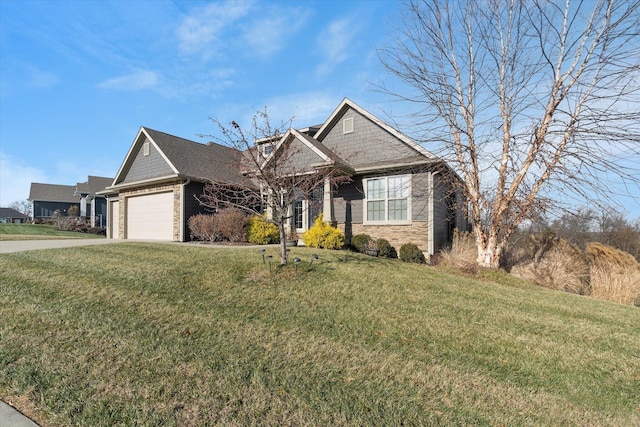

364,175,410,224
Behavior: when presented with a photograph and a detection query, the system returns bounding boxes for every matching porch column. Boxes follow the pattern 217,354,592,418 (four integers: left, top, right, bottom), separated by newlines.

323,177,336,226
80,195,87,217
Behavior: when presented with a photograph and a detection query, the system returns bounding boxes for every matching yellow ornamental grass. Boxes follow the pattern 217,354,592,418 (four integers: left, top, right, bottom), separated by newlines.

302,213,344,249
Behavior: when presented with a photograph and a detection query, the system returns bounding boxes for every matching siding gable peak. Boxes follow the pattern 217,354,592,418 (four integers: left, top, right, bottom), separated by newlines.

113,127,179,185
314,98,437,160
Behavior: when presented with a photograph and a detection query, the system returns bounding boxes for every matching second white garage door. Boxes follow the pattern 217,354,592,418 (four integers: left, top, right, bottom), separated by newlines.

126,192,174,240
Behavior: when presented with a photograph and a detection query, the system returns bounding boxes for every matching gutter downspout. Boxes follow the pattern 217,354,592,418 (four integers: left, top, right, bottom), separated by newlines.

428,171,440,259
180,178,191,241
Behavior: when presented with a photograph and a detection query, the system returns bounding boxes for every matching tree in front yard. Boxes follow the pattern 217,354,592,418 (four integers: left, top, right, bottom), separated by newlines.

379,0,640,268
198,109,351,265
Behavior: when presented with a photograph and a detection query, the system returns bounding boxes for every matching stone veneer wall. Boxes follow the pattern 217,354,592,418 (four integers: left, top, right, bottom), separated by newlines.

118,182,183,240
339,222,430,257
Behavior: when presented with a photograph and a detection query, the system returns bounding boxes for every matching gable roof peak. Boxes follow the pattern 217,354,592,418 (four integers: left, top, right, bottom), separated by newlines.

315,98,436,160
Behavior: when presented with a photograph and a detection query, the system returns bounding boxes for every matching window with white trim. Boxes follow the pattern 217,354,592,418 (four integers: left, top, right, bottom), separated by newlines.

143,141,150,156
364,175,411,223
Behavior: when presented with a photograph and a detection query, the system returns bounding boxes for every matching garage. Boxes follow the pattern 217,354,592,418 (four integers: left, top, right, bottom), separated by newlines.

126,192,174,240
110,200,120,239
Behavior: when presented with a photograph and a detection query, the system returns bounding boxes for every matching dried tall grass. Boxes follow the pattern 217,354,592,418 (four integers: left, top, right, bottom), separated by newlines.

438,230,477,272
586,243,640,306
511,245,591,295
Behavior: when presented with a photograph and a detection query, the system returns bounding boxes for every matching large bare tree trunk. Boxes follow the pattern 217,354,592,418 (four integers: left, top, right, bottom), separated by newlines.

380,0,640,268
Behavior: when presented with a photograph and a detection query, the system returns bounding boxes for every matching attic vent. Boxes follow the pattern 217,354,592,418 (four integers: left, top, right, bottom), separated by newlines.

343,117,354,134
143,141,150,156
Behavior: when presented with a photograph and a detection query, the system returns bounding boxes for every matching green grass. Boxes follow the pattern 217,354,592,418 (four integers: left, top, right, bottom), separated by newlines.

0,223,104,240
1,243,639,426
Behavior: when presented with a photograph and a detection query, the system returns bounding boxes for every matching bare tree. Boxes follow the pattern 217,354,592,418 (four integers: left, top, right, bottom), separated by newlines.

198,110,350,265
379,0,640,268
9,200,31,217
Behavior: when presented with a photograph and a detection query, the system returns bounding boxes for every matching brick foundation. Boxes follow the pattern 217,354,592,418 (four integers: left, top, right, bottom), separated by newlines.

339,222,430,255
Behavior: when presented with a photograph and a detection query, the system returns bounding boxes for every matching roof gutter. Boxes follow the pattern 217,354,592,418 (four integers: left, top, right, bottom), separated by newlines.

97,174,198,195
353,159,440,174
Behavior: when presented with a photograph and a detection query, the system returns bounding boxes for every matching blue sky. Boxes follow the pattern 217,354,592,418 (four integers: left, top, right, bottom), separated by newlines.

1,0,400,206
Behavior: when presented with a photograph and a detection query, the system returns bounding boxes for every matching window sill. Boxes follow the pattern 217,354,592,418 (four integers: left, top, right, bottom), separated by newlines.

363,220,412,226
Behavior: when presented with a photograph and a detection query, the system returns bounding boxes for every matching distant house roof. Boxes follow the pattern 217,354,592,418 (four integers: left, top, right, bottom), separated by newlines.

0,208,27,219
28,183,78,203
76,176,114,196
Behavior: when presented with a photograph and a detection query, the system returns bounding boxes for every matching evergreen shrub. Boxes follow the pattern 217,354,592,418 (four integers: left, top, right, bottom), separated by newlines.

351,234,372,253
399,243,426,263
246,214,280,245
376,238,395,258
302,213,344,249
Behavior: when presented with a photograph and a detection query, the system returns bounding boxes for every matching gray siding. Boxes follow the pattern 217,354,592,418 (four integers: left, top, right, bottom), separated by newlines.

183,182,208,240
432,173,455,252
411,171,430,221
334,180,364,224
123,138,174,183
278,137,325,172
321,107,418,167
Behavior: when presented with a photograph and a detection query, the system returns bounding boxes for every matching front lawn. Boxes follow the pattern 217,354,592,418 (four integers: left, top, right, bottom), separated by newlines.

1,244,638,426
0,223,104,241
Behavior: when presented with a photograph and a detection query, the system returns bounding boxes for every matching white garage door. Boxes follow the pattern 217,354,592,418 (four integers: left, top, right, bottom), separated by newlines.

126,192,174,240
110,200,120,239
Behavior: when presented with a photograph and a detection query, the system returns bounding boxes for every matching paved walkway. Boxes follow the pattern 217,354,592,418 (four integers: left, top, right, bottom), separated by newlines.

0,401,40,427
0,238,117,254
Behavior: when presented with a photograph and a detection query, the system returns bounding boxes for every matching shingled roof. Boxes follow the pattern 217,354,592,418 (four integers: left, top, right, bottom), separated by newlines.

28,183,78,203
143,128,244,184
76,176,114,195
0,208,27,219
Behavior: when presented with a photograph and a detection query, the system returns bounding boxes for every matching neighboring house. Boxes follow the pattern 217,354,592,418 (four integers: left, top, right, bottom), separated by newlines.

29,183,79,219
102,98,465,257
0,208,28,223
75,176,113,227
29,176,113,227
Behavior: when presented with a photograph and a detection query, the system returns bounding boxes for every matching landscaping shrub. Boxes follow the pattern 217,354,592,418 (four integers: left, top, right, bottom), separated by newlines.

215,208,248,242
302,213,344,249
399,243,425,263
246,214,280,244
188,214,219,242
351,234,372,253
375,238,396,258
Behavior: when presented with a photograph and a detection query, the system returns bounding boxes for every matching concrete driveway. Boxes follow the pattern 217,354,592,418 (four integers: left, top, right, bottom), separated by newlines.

0,239,118,254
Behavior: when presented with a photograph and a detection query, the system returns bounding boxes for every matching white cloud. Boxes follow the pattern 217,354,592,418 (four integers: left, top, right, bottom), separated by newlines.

176,0,255,55
0,151,47,206
315,17,360,77
97,70,160,91
242,7,309,57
